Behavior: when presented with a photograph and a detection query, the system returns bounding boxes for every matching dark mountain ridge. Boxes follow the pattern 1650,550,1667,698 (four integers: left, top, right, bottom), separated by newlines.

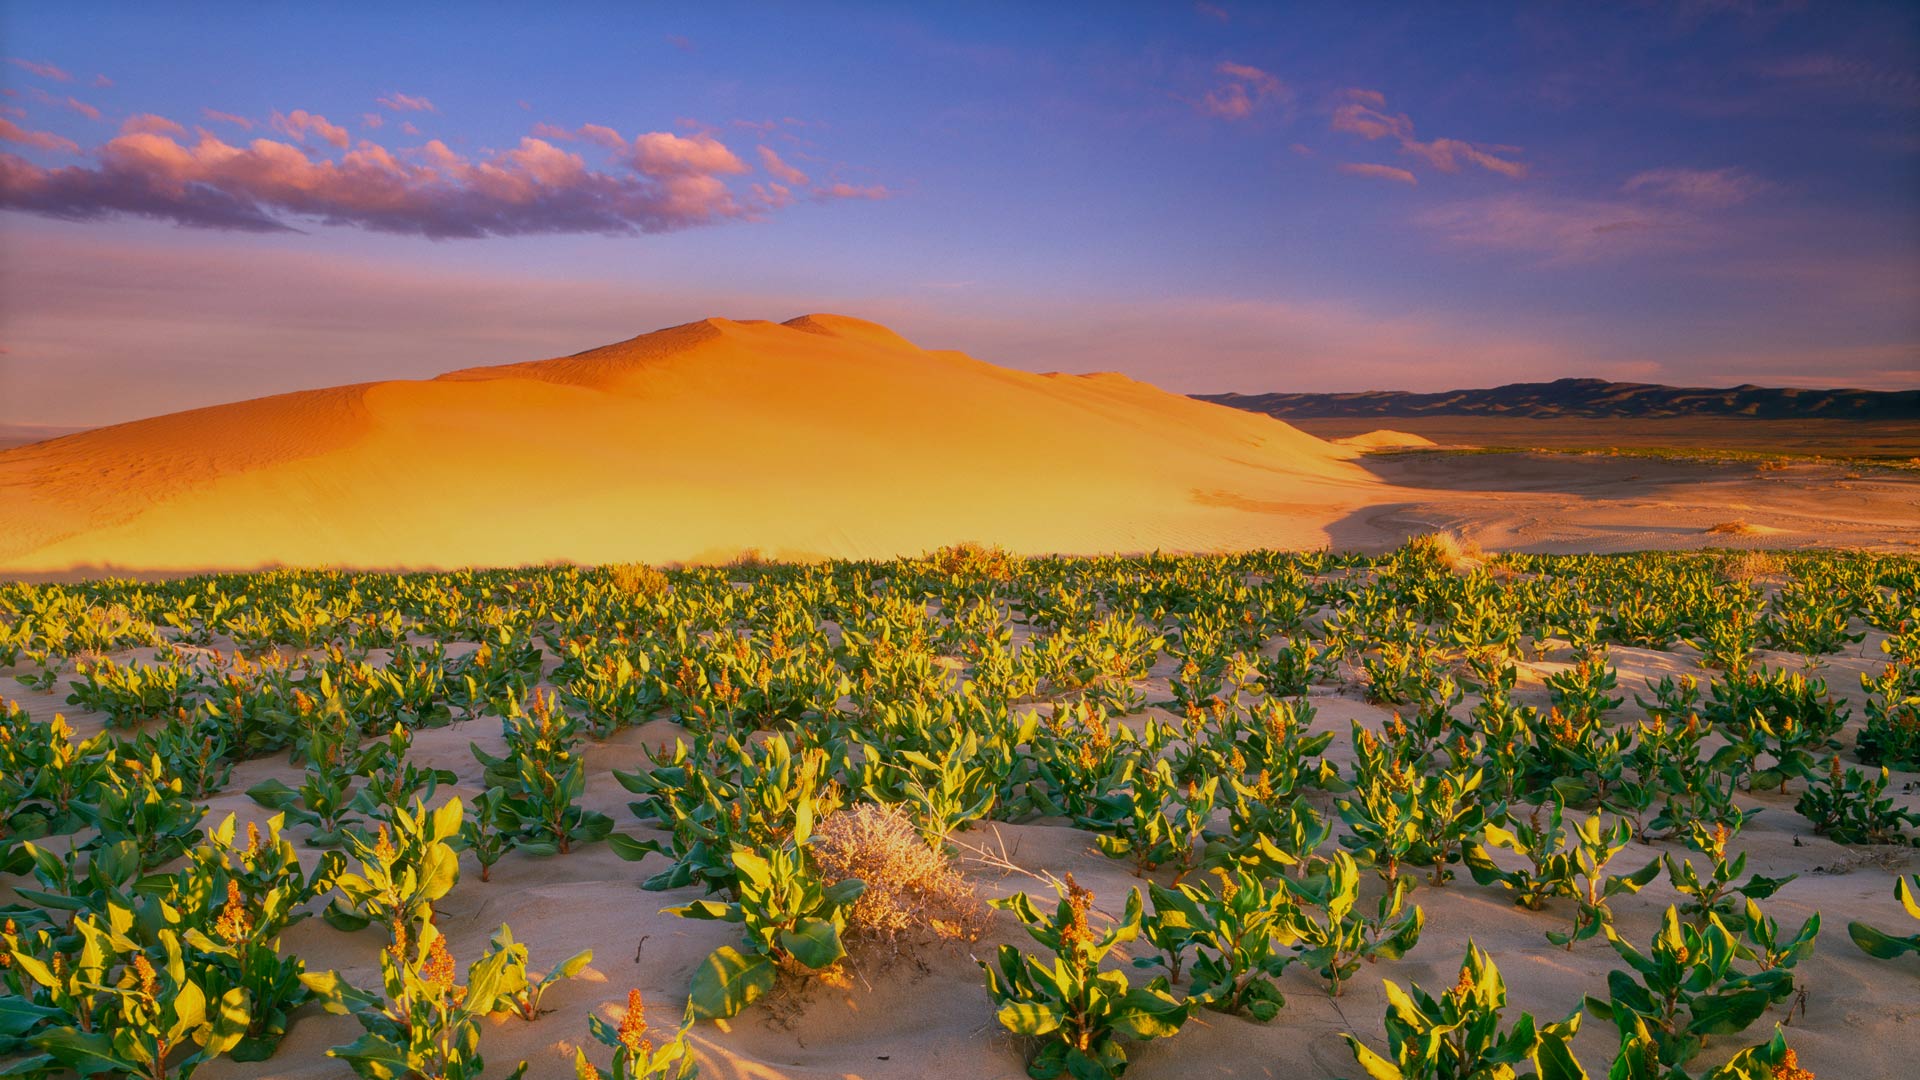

1198,377,1920,421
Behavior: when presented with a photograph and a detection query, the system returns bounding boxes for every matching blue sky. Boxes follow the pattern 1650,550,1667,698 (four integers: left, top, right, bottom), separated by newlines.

2,1,1916,426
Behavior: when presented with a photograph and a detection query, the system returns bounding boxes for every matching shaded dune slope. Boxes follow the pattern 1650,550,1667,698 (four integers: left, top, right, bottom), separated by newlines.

0,314,1378,572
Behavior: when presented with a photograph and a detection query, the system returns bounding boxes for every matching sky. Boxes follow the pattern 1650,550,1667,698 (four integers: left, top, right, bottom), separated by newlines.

1,1,1916,428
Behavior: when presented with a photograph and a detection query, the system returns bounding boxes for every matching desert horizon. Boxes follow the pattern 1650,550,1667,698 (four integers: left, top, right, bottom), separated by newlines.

3,5,1917,1080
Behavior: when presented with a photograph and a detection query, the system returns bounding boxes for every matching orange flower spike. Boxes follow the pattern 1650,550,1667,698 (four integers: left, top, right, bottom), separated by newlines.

618,989,652,1057
132,952,159,998
422,934,456,993
215,880,254,944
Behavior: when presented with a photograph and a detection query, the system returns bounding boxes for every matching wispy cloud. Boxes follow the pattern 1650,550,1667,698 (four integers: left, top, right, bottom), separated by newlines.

1330,88,1526,179
201,108,255,130
270,109,351,148
119,114,187,137
1338,162,1417,185
1764,53,1920,107
1622,167,1768,207
0,117,79,154
1199,61,1289,120
757,145,809,185
1417,194,1684,260
6,57,70,82
61,96,101,121
376,91,436,113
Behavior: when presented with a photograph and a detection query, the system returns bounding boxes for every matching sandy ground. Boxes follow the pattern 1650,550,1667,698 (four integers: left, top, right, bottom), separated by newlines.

1286,417,1920,461
3,612,1915,1080
1333,453,1920,555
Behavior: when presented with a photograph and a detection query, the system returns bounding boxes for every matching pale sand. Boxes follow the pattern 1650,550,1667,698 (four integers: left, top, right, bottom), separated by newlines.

3,621,1912,1079
1329,429,1439,450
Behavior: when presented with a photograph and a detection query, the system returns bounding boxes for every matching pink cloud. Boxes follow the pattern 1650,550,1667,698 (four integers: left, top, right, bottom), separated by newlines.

377,92,436,113
92,74,113,89
119,114,188,138
362,112,385,129
666,35,695,53
579,124,625,149
63,96,102,121
0,121,850,237
813,181,888,201
530,121,576,141
631,131,748,176
1200,61,1289,120
757,145,809,185
1330,99,1411,140
1329,88,1525,179
7,58,71,82
270,109,350,149
1196,2,1230,22
1622,167,1769,207
1339,162,1418,185
202,109,255,130
1401,136,1528,178
401,121,421,136
0,118,79,154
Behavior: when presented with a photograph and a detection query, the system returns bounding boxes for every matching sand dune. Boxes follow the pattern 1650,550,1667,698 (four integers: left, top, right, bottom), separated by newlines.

0,315,1380,572
1330,429,1437,450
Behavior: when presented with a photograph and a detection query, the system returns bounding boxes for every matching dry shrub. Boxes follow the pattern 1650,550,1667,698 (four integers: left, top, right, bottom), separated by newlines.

1706,520,1760,536
606,562,671,597
1719,549,1781,583
1404,530,1484,573
924,542,1020,581
812,803,985,956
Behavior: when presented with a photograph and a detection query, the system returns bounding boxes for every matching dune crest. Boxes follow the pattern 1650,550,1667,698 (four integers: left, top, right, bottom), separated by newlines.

0,315,1380,572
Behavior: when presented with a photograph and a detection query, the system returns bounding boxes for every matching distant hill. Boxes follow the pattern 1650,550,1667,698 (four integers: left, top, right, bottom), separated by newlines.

1198,378,1920,421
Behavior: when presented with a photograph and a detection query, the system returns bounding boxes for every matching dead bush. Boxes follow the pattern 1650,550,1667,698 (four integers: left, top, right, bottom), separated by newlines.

1403,530,1484,573
606,561,671,597
1719,549,1781,583
812,803,985,957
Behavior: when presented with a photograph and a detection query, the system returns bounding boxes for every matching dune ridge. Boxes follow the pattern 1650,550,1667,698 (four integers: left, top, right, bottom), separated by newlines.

0,314,1379,572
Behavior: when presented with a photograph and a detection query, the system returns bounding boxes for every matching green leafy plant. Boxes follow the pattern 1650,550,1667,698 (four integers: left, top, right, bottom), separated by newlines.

572,989,698,1080
322,797,464,936
1794,755,1917,845
470,690,614,855
1663,821,1793,929
1342,941,1585,1080
664,814,864,1021
1847,873,1920,961
5,911,249,1080
980,874,1187,1079
302,918,526,1080
1584,907,1780,1067
1283,852,1424,997
485,923,592,1021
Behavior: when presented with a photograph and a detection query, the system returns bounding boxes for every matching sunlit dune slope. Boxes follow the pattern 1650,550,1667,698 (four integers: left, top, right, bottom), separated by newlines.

1331,429,1438,450
0,314,1380,572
